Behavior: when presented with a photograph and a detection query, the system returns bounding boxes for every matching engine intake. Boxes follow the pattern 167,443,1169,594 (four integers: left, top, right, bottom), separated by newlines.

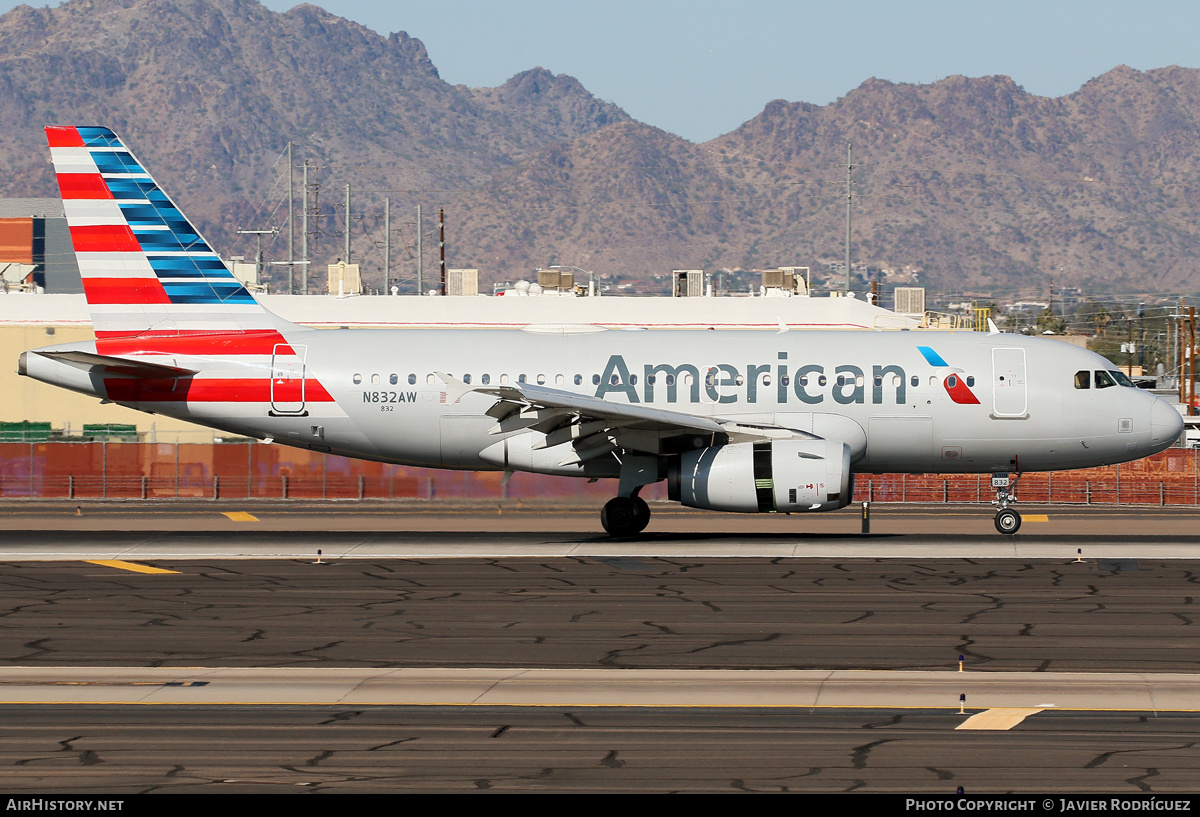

669,439,852,513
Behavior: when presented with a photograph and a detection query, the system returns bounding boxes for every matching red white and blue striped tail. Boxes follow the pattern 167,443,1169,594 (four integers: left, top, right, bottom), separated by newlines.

46,125,280,340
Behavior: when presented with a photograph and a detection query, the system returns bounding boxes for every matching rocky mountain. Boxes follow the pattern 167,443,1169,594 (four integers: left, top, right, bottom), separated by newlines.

2,0,1198,298
0,0,627,277
455,68,1200,297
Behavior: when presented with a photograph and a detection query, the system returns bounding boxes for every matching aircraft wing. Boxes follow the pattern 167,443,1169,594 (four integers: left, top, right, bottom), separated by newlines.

463,378,816,460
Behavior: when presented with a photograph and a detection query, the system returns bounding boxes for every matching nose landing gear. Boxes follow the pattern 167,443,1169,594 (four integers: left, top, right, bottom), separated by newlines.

991,472,1022,535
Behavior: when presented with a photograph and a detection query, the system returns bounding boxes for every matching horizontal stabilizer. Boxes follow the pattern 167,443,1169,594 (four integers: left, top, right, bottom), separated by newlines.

34,350,197,379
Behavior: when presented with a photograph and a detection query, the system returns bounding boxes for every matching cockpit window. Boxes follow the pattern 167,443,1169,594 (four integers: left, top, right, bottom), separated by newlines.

1074,370,1090,389
1094,370,1117,389
1109,370,1135,387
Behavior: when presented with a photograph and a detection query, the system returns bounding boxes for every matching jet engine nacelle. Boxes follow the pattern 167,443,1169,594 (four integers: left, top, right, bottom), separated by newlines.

669,439,852,513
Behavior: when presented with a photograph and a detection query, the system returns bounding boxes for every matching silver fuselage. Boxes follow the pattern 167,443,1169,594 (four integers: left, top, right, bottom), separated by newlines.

22,327,1185,477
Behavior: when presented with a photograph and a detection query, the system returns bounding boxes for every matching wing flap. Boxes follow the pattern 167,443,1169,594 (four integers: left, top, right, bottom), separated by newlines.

476,382,726,436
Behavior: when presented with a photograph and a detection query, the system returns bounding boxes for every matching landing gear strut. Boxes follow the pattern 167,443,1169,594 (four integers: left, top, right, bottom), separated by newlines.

601,455,659,537
991,472,1022,535
600,491,650,537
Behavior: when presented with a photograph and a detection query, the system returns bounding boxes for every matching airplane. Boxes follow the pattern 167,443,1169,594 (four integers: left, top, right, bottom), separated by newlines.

19,126,1187,536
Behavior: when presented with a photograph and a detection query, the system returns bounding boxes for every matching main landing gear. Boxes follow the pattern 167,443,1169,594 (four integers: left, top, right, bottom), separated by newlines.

601,454,659,537
600,490,651,537
991,472,1022,535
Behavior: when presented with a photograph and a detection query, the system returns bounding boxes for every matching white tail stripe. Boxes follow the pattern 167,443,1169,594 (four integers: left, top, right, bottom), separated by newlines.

49,147,100,174
62,200,125,221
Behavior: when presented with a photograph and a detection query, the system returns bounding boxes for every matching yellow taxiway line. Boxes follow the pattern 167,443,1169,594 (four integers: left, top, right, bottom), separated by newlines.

85,560,179,575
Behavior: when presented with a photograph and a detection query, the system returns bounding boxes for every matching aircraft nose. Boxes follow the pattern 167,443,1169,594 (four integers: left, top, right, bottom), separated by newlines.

1150,398,1185,449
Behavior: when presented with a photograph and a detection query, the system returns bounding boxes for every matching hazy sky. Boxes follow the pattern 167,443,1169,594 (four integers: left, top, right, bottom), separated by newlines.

8,0,1200,142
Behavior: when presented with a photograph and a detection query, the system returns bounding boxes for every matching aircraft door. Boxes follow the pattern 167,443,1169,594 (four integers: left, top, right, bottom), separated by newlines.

992,347,1028,418
270,343,307,416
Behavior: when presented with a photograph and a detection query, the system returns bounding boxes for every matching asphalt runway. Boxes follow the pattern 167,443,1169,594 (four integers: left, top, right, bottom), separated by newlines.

2,555,1200,672
7,706,1200,793
2,501,1200,793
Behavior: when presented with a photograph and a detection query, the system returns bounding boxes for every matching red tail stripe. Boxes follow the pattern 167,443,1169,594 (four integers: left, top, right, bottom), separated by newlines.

46,126,84,148
69,224,141,253
103,377,334,404
57,173,113,200
82,278,171,305
97,331,292,356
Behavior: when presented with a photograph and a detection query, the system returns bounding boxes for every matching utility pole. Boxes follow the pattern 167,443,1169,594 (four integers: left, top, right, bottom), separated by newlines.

344,183,351,264
844,143,853,293
439,208,446,296
301,159,309,295
236,228,277,289
310,164,320,256
286,143,295,294
416,205,423,296
384,197,390,295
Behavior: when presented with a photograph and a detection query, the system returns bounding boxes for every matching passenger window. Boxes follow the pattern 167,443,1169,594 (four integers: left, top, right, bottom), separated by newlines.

389,373,398,386
574,374,582,386
947,375,958,388
500,374,509,385
426,374,436,385
1095,370,1116,389
911,375,919,387
966,376,974,387
593,374,601,386
763,374,772,386
1074,371,1090,389
463,374,472,384
408,373,416,385
371,373,380,385
537,374,546,385
353,373,362,385
481,374,491,385
817,375,826,387
519,374,527,384
555,374,564,386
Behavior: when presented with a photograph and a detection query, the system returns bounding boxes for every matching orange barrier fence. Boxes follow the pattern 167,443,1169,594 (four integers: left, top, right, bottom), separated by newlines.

0,442,1197,505
0,442,665,502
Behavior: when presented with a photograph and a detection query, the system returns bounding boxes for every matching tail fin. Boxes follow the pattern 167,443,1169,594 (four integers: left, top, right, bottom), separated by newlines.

46,125,278,339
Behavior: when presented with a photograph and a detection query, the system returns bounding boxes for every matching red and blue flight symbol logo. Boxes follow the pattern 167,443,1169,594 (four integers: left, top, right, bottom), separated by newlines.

917,346,981,405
